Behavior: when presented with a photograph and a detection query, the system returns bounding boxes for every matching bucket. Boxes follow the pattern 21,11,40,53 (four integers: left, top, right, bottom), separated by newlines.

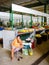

28,49,33,56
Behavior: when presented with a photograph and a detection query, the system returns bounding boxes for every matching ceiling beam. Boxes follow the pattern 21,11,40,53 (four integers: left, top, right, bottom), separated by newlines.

24,2,46,8
0,6,10,11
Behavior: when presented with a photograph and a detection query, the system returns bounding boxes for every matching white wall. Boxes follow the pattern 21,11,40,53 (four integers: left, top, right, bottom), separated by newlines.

3,30,16,50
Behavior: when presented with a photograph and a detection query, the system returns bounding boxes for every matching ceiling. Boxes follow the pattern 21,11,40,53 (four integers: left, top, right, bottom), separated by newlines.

0,0,38,8
0,0,49,13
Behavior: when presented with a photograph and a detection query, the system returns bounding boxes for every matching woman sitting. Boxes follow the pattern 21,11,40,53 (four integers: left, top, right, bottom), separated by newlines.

11,35,23,61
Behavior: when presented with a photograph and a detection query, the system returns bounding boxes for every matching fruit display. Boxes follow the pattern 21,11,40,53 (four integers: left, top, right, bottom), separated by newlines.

18,29,27,33
28,29,34,32
5,27,12,30
32,25,45,31
39,27,45,30
18,26,45,35
36,26,45,31
35,34,41,37
18,28,34,34
44,26,49,29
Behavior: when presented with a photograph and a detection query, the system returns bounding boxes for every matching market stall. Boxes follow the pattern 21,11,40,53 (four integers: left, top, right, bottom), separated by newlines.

0,3,49,50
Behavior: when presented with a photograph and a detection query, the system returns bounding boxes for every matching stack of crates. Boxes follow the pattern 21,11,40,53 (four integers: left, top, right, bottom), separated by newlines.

22,41,33,56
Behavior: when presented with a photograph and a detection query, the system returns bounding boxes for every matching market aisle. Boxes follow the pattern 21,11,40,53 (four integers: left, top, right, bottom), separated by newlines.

0,40,49,65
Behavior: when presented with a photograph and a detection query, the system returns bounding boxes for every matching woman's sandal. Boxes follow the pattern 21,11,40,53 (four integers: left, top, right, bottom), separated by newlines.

17,58,20,61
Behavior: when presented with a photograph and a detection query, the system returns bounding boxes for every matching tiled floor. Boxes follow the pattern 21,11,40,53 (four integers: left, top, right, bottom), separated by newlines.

0,40,49,65
39,55,49,65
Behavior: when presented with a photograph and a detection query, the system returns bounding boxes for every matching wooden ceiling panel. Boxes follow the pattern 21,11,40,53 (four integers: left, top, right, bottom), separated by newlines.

32,6,44,12
0,0,38,7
